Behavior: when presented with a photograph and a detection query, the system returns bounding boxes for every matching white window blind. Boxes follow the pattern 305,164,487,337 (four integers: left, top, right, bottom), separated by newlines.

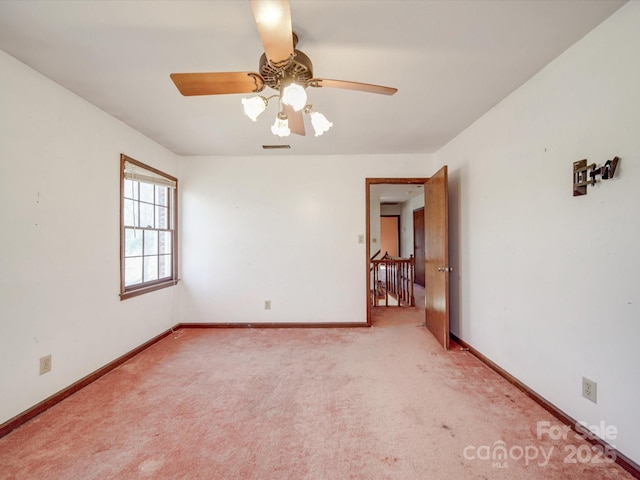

124,160,176,188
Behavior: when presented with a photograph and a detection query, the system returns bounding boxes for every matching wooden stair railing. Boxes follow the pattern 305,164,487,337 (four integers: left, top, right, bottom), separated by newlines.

370,252,415,307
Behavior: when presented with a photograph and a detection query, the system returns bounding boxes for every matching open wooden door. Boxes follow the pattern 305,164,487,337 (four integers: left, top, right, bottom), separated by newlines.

380,216,400,257
424,166,450,350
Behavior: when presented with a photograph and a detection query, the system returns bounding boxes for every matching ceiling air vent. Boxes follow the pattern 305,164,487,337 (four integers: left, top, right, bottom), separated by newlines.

262,145,291,150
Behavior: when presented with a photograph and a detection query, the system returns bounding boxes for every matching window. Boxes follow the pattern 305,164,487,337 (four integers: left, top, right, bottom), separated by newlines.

120,154,178,299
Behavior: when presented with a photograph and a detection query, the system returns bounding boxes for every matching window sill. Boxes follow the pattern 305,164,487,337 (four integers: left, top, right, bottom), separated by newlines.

120,279,179,301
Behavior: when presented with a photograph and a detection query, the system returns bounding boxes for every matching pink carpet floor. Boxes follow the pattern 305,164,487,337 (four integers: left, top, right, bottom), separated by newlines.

0,304,635,479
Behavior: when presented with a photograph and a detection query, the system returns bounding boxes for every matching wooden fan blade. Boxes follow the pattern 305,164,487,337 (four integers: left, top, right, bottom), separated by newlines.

309,78,397,96
170,72,265,96
249,0,294,67
283,104,305,136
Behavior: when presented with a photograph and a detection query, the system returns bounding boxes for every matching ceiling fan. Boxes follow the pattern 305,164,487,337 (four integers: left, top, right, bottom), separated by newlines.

170,0,397,138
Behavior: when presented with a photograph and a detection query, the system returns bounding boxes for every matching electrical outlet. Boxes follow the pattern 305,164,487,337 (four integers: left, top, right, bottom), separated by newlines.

40,355,52,375
264,300,271,310
582,377,597,403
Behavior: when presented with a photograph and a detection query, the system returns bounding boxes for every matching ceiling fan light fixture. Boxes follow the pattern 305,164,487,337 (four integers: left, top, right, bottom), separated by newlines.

241,95,268,121
304,105,333,137
281,82,307,112
271,111,291,137
171,4,396,141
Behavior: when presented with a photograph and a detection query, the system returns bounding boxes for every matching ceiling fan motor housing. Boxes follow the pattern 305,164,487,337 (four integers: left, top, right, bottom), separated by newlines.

259,49,313,92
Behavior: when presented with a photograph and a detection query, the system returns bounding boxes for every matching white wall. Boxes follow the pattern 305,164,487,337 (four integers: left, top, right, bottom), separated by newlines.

370,191,381,256
179,154,433,325
400,194,425,259
435,2,640,464
0,51,180,425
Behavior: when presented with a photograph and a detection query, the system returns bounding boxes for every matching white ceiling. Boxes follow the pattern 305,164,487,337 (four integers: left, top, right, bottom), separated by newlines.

371,183,424,205
0,0,626,157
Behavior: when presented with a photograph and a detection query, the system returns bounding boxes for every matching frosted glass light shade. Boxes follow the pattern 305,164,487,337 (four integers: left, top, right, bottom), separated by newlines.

310,111,333,137
281,83,307,112
271,112,290,137
241,96,267,121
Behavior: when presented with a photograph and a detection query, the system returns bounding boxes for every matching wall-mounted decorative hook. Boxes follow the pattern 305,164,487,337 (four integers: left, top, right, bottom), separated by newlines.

590,156,619,182
573,156,620,196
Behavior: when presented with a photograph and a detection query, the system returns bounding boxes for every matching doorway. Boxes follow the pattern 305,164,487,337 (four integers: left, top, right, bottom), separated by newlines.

366,178,427,325
366,171,451,350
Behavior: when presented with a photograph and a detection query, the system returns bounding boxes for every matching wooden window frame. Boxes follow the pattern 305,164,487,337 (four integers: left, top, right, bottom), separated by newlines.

119,154,178,300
